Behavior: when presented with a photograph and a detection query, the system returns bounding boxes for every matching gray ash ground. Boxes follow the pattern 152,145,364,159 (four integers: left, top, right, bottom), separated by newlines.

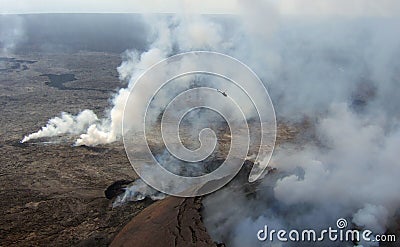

0,57,37,72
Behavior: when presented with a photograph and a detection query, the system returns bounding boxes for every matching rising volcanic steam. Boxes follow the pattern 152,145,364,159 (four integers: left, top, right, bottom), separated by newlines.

21,16,233,146
21,110,98,143
112,179,166,207
122,51,276,196
200,2,400,247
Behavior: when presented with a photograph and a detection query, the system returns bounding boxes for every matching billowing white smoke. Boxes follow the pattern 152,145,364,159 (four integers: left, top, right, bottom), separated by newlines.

21,110,98,143
23,15,227,145
203,104,400,247
200,1,400,247
76,16,231,146
76,48,172,145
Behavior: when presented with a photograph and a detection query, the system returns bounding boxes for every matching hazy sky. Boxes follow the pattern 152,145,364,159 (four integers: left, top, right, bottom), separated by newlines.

1,0,399,17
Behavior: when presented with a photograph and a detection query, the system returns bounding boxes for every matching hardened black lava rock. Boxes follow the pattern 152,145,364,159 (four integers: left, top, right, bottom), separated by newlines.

105,179,134,200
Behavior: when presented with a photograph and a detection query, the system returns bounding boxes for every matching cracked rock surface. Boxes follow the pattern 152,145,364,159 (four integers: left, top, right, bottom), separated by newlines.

111,197,219,247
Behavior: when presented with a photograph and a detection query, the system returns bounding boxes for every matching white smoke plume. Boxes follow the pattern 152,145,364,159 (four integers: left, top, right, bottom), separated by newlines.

22,15,228,145
112,178,166,207
21,109,98,143
203,104,400,246
74,19,174,146
200,1,400,247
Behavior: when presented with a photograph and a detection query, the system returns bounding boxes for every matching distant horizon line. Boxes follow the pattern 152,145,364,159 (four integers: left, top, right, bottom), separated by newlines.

1,12,397,20
0,12,235,16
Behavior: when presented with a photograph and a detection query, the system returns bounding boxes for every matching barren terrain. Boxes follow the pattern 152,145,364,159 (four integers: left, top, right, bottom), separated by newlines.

0,52,151,246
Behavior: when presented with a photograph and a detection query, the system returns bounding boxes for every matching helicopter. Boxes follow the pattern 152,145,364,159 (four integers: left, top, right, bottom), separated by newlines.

216,89,228,97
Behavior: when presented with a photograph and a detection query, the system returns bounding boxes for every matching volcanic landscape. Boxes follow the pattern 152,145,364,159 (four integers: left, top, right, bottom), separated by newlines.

1,10,400,247
0,48,300,246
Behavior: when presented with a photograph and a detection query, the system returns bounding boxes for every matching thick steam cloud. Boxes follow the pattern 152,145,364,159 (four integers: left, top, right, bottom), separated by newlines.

21,110,98,143
22,15,230,145
200,1,400,247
